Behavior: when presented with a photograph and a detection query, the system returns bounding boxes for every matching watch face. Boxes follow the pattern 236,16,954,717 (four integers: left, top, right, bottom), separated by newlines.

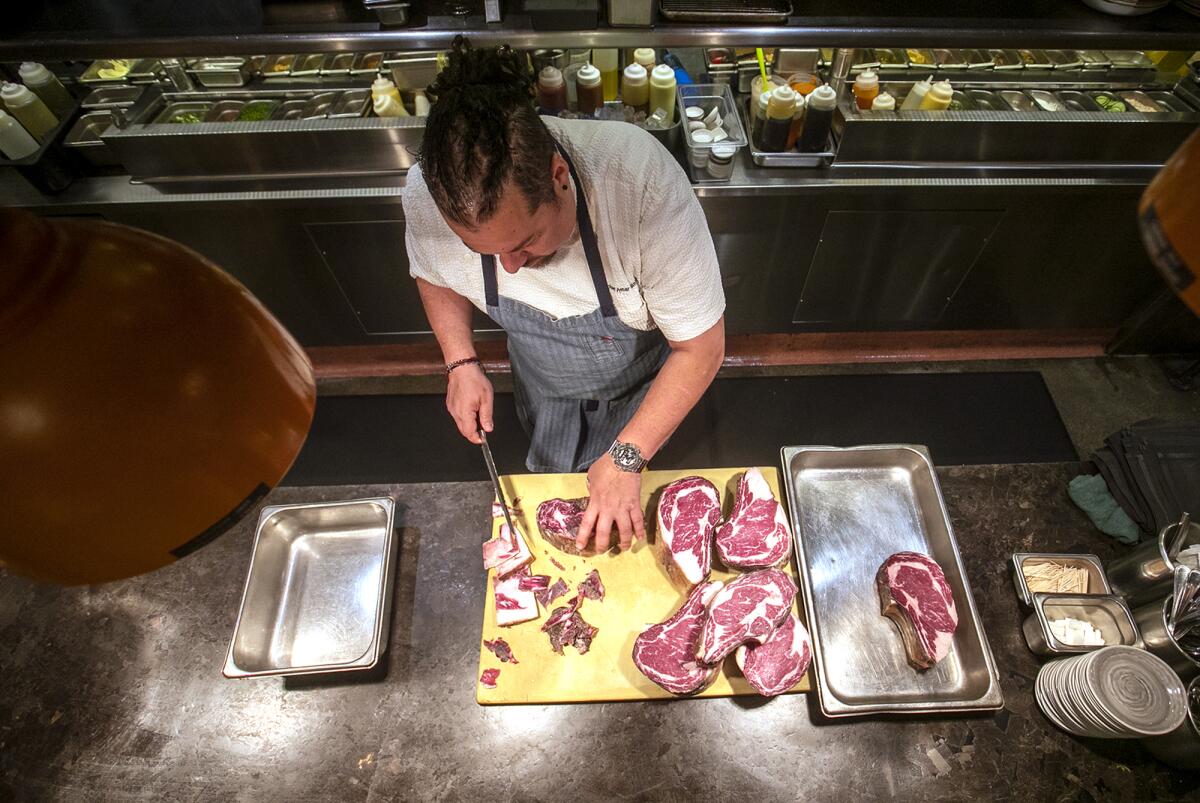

611,443,642,469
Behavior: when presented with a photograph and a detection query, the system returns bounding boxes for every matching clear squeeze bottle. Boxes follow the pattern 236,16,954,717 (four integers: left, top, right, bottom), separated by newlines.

594,49,620,102
919,79,953,110
761,85,797,152
798,83,836,152
537,66,567,114
633,48,656,70
852,68,879,110
786,92,807,150
648,64,677,124
576,64,603,117
0,109,39,159
622,63,649,114
900,76,933,110
0,82,57,142
871,92,896,111
19,63,74,118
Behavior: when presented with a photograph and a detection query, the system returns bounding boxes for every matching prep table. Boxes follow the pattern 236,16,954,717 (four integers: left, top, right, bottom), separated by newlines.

2,463,1198,800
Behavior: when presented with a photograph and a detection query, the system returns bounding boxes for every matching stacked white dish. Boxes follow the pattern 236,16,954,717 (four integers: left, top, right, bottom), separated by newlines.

1036,645,1187,738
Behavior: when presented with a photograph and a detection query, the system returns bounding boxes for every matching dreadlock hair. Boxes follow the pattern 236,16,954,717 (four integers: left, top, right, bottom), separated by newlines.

420,36,559,229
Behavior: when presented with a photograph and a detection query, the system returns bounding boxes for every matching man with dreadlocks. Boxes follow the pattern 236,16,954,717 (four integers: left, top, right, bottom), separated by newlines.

403,38,725,554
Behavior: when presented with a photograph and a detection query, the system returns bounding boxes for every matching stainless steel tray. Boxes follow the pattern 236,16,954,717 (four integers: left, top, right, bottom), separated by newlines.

781,444,1004,717
742,97,836,168
224,497,398,678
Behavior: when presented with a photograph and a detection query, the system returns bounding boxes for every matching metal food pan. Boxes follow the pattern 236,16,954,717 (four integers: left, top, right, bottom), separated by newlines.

224,497,397,678
1022,593,1140,655
64,111,120,166
204,100,246,123
328,89,371,118
152,102,213,124
81,85,144,109
1147,92,1197,112
1056,90,1102,112
1011,552,1110,606
781,444,1004,717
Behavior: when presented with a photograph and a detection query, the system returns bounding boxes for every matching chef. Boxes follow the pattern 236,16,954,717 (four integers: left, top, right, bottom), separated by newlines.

403,39,725,553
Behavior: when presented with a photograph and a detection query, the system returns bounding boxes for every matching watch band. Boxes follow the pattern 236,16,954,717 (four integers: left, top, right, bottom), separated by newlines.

608,439,647,472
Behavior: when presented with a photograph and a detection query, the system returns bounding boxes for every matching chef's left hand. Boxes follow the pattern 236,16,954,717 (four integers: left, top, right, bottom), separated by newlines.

577,455,645,553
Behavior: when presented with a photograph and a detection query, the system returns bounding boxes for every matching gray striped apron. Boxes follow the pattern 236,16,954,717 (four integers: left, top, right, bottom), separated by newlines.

482,144,669,473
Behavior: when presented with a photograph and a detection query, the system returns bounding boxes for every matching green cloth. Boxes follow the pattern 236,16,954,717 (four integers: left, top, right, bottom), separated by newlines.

1069,474,1141,545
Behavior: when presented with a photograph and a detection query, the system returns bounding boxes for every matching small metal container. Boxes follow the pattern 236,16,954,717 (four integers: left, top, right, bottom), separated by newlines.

1120,90,1167,112
1046,50,1084,69
328,89,372,118
933,49,969,69
127,59,162,84
385,51,442,90
1077,50,1113,69
270,99,309,120
152,102,213,124
204,100,246,122
947,91,977,111
1012,553,1111,606
1143,676,1200,770
223,497,398,679
1056,90,1102,112
190,57,253,87
966,89,1007,111
1105,50,1156,69
1018,49,1055,69
1147,92,1197,112
989,49,1025,70
1028,89,1067,112
235,99,279,122
351,52,385,74
1133,597,1200,681
1022,593,1141,655
81,85,144,109
80,58,137,84
532,48,569,72
775,47,820,74
1091,91,1129,112
960,49,995,69
64,110,120,166
291,53,327,77
302,91,341,119
705,47,737,85
1108,519,1200,606
262,54,298,79
875,48,909,70
849,49,881,73
322,52,356,75
999,90,1038,112
904,48,936,68
364,0,412,26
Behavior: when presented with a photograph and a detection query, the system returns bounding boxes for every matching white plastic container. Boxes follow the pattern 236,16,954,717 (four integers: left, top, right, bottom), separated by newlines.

0,109,39,159
1,82,58,141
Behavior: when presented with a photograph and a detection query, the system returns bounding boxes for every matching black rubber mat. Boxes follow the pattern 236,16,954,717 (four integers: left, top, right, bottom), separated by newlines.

281,371,1076,486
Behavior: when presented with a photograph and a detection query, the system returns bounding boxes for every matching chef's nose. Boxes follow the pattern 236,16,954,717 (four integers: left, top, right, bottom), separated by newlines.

499,253,525,274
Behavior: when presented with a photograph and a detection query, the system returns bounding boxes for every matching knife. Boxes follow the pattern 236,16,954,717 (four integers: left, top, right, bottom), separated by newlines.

479,429,517,537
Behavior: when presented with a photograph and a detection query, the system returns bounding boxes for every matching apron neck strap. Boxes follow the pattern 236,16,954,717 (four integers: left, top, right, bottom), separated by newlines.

480,139,617,318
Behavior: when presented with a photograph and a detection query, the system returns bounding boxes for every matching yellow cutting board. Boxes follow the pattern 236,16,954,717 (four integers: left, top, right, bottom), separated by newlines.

476,466,811,704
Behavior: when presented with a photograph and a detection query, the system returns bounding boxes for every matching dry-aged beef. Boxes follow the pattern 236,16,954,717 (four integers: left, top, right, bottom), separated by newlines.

714,468,792,570
697,568,797,665
518,574,550,592
483,637,518,664
482,523,532,578
494,571,539,627
876,551,958,669
735,612,811,697
536,497,601,556
479,668,500,689
541,597,598,655
577,569,605,601
655,476,721,589
534,577,569,609
632,581,724,695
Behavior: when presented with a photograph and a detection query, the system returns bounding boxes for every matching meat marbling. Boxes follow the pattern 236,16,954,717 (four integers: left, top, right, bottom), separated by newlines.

655,476,721,589
697,568,797,665
633,581,724,695
734,611,811,697
536,497,603,556
876,551,958,670
714,468,792,570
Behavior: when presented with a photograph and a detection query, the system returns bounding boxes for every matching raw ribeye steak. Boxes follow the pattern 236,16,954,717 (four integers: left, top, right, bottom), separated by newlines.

655,476,721,589
735,612,811,697
697,568,797,665
714,467,792,570
632,581,724,695
536,497,601,556
876,551,959,670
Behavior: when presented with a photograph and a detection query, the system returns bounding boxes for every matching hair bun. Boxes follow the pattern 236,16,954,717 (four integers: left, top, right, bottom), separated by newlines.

428,36,532,99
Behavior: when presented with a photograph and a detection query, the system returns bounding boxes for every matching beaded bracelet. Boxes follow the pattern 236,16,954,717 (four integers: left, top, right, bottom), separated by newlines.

445,356,481,375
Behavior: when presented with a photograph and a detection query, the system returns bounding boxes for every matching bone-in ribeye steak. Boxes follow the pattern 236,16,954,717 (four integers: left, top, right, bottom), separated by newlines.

714,467,792,570
536,497,600,556
697,568,797,665
876,551,959,670
735,611,811,697
655,476,721,588
632,581,724,695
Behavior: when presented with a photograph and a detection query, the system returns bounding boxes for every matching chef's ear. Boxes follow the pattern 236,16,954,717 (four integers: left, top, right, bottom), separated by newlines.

550,151,570,193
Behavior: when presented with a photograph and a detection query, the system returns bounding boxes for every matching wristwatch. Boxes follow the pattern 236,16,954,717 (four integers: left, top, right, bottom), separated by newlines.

607,440,647,472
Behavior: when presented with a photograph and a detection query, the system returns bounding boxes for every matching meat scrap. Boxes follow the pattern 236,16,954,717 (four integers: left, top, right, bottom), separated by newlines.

483,637,519,664
541,596,597,655
877,551,959,670
518,574,551,592
697,568,797,665
714,467,792,570
633,581,724,695
534,578,569,609
482,523,533,578
491,497,522,520
655,476,721,590
494,571,539,627
479,668,500,689
549,556,567,572
577,569,605,601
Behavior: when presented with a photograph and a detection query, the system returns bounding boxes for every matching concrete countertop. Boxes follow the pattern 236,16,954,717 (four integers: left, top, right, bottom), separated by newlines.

2,463,1197,801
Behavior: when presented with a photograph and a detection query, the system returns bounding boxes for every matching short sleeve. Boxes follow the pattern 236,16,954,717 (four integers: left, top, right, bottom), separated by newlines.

635,154,725,343
401,168,448,288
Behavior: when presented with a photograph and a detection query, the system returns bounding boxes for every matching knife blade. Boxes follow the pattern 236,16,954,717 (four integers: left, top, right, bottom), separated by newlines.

479,429,517,537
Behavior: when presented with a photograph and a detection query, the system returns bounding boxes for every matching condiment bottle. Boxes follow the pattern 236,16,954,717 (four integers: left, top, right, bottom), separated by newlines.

706,144,736,180
371,77,409,117
633,48,656,70
899,75,932,110
0,109,39,159
871,91,896,111
786,92,807,150
593,49,620,102
852,68,879,110
0,82,57,142
919,79,953,110
18,62,74,118
648,64,677,125
798,83,836,152
576,63,603,117
751,90,770,150
537,66,567,114
412,89,431,116
622,63,649,114
760,85,797,153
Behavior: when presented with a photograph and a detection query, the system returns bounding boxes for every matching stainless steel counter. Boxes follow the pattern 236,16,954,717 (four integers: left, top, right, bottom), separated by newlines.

1,463,1197,800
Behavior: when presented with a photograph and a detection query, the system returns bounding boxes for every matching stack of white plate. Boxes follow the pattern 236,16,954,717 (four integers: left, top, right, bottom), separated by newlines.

1036,646,1187,738
1081,0,1170,15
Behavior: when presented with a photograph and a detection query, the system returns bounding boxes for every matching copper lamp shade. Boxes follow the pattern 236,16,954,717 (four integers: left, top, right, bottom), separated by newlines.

0,209,316,585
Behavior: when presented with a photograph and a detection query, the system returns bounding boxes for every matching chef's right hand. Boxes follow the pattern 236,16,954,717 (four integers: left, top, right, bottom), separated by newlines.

447,363,493,445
